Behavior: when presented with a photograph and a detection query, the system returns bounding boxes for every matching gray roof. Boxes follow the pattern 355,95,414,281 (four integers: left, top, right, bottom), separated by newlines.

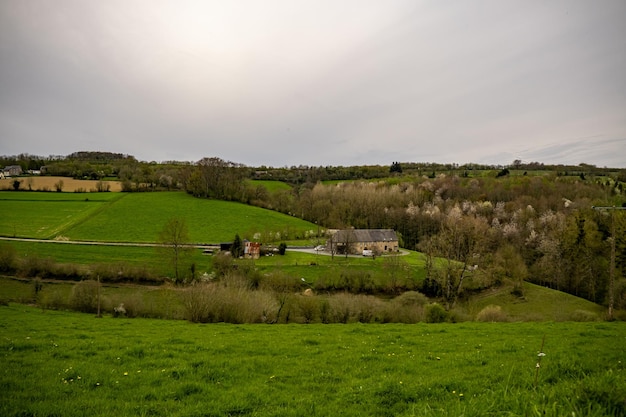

332,229,397,243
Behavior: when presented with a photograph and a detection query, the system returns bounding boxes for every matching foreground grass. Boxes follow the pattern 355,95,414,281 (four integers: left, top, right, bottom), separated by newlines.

1,305,625,417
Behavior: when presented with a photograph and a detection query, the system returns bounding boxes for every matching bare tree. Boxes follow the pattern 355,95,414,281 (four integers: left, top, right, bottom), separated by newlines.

419,208,488,309
158,218,192,284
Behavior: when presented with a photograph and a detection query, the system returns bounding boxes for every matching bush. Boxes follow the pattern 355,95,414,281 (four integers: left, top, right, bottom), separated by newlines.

381,292,428,323
476,305,509,322
69,280,101,313
424,303,448,323
211,253,234,277
91,262,161,284
40,287,69,310
296,295,319,323
327,293,383,323
394,291,428,307
0,244,17,273
17,255,54,278
181,283,278,324
339,270,375,293
260,272,302,293
568,309,599,322
109,293,144,318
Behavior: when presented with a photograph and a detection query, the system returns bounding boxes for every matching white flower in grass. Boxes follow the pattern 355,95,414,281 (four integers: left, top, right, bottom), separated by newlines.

538,352,546,357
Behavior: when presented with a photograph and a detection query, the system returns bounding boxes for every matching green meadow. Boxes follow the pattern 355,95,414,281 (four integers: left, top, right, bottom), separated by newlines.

0,191,317,244
0,192,122,239
248,179,292,193
1,304,625,417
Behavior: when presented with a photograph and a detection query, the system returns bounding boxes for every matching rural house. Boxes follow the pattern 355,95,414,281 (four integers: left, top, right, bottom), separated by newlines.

2,165,23,177
244,241,261,259
330,229,399,255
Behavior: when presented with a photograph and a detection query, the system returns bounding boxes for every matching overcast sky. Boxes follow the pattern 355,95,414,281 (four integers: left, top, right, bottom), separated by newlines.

1,0,625,167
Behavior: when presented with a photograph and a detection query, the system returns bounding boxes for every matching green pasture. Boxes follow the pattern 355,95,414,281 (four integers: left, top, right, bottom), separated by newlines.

1,240,214,278
1,304,625,417
1,239,427,288
247,180,292,193
255,250,427,285
465,282,607,322
64,192,315,243
0,191,317,244
0,192,122,239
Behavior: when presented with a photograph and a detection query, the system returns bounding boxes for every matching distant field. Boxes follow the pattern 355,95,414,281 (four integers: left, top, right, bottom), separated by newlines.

0,191,317,243
0,176,122,192
247,179,292,192
0,192,123,239
1,304,624,417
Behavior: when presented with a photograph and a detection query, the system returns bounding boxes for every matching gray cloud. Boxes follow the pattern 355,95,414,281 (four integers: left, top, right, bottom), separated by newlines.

1,0,625,167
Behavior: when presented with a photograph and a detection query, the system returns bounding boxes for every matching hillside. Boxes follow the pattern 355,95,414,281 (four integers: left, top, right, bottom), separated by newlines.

0,191,317,244
464,282,606,321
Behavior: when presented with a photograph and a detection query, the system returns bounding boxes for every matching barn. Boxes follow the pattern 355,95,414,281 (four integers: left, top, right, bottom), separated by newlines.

330,229,399,255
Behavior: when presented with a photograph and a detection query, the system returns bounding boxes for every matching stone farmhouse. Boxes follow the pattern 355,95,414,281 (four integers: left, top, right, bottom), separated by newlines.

330,229,399,255
2,165,23,177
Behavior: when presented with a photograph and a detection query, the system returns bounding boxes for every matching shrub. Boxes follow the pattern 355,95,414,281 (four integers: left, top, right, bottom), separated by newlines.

32,278,43,301
16,255,54,278
476,305,509,322
109,293,144,318
181,283,213,323
569,309,599,322
319,299,331,324
181,283,278,324
296,295,319,323
327,293,383,323
394,291,428,307
339,270,375,293
91,263,161,284
381,292,428,323
329,293,354,323
69,280,101,313
211,253,234,277
260,272,302,293
0,244,17,273
39,287,68,310
424,303,448,323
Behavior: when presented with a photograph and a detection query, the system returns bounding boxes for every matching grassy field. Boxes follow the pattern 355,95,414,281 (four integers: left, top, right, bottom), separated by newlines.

1,304,625,417
0,238,427,289
247,180,292,193
0,191,317,244
0,192,123,238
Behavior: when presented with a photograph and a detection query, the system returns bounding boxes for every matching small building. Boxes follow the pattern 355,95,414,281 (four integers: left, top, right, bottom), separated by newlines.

244,241,261,259
2,165,23,177
330,229,399,255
